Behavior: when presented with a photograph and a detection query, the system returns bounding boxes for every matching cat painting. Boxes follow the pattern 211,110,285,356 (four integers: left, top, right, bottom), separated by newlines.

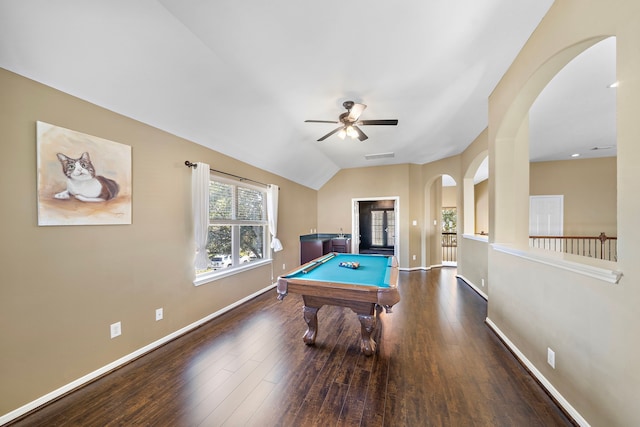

54,152,119,202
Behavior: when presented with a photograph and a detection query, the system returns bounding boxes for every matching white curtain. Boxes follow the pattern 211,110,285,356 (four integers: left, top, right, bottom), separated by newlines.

192,162,210,270
267,184,283,252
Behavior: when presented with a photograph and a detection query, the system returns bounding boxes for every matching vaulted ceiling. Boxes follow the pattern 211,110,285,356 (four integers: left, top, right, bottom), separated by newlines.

0,1,616,189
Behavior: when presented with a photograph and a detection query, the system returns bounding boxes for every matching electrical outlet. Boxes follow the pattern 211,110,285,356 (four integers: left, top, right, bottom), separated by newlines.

481,278,485,287
156,308,163,321
412,255,416,260
110,322,121,339
283,263,286,270
547,347,555,369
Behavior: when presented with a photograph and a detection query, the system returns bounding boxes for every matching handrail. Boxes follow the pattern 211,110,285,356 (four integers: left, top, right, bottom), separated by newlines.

441,232,457,263
529,232,617,261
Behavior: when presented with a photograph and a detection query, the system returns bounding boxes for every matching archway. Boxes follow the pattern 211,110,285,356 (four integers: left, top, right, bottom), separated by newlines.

490,36,613,246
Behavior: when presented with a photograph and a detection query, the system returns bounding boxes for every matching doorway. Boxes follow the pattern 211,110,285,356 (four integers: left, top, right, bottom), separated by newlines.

352,197,399,257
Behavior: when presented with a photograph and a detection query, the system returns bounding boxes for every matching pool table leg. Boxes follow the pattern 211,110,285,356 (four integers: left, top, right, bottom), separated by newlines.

302,305,319,345
357,314,377,356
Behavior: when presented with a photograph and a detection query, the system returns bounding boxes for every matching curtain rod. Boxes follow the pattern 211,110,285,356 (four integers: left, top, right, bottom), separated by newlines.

185,161,270,188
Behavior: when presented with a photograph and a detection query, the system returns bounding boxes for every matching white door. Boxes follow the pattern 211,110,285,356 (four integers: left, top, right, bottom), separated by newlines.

529,195,563,236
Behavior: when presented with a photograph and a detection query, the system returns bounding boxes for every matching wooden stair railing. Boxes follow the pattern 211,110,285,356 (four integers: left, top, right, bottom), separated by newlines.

529,232,617,261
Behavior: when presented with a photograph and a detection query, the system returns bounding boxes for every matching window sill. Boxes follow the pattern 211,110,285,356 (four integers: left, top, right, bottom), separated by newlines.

194,259,272,287
491,243,622,284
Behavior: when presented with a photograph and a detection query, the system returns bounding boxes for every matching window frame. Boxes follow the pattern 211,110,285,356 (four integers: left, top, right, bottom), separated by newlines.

194,174,271,286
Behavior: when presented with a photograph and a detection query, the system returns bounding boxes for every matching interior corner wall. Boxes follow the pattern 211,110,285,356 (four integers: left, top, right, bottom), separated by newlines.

317,165,412,267
408,164,424,270
0,68,317,419
429,178,443,266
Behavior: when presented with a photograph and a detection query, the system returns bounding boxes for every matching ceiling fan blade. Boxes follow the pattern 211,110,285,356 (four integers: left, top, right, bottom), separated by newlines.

358,119,398,126
353,126,368,141
305,120,339,124
347,103,367,122
317,126,344,141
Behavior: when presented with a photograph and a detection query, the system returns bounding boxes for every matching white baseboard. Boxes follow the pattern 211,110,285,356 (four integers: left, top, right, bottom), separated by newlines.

0,283,277,426
485,318,589,427
399,265,457,272
456,274,488,300
399,266,432,272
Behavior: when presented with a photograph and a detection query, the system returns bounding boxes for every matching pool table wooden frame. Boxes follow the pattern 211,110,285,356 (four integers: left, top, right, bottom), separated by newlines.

277,253,400,356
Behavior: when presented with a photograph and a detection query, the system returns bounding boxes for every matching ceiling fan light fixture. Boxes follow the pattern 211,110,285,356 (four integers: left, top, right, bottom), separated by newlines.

305,101,398,142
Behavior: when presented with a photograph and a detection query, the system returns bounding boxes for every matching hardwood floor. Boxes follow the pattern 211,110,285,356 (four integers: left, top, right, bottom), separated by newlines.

9,268,574,426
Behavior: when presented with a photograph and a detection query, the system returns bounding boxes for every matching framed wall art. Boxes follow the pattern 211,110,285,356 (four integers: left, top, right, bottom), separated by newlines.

36,121,132,226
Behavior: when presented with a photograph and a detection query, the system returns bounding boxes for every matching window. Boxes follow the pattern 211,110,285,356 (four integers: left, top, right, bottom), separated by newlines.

442,207,457,233
371,209,395,247
196,175,268,278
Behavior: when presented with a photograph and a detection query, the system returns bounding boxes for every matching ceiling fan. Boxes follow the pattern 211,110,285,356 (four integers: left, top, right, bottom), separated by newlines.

305,101,398,142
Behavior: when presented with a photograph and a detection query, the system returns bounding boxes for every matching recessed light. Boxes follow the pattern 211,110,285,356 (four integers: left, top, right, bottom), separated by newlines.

570,153,580,158
608,81,619,88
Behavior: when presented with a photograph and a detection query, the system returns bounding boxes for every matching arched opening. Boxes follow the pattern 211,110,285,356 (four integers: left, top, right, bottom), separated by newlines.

441,174,458,265
424,174,458,268
528,37,617,261
463,152,489,237
491,35,613,248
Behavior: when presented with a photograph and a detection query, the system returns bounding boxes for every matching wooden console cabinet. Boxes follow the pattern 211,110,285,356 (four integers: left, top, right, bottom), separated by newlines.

299,235,351,264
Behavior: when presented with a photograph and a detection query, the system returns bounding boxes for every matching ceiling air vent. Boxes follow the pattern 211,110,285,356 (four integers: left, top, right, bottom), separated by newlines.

365,152,395,160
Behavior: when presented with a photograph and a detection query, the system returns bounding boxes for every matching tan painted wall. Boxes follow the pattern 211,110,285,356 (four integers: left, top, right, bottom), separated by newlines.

458,236,489,295
419,156,462,267
460,129,489,236
474,179,489,235
317,164,412,267
530,157,617,236
487,0,640,425
408,164,425,269
441,185,456,208
0,68,317,416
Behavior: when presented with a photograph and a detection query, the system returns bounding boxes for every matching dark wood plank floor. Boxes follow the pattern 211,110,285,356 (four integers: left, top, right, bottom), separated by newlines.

9,268,574,426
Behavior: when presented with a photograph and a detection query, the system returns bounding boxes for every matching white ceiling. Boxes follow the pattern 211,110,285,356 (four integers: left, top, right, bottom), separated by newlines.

0,1,615,190
530,36,617,162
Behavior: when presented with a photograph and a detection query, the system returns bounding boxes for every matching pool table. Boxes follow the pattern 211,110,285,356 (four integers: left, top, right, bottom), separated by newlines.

277,252,400,356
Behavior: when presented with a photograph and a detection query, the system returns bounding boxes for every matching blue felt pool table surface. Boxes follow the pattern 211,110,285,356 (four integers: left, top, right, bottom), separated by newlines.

282,253,394,288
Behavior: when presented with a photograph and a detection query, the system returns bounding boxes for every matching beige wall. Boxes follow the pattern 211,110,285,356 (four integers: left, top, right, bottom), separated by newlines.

530,157,617,236
458,236,489,296
441,185,457,208
0,68,317,417
474,179,489,234
420,156,462,267
487,0,639,425
317,164,413,267
458,130,490,291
